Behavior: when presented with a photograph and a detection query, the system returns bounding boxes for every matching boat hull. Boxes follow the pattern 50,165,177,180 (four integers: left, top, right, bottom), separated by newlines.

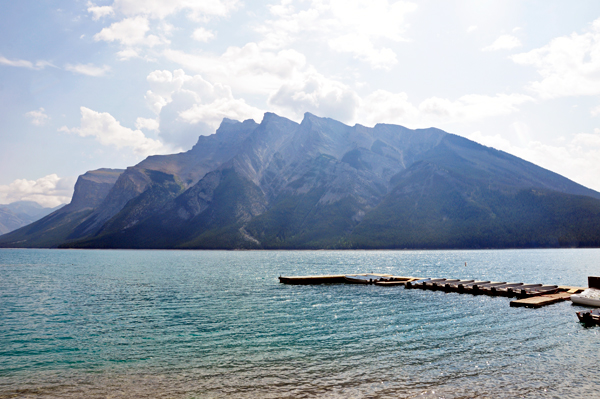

571,288,600,307
571,295,600,307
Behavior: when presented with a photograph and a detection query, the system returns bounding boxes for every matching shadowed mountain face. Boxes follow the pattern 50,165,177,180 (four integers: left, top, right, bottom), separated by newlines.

2,112,600,249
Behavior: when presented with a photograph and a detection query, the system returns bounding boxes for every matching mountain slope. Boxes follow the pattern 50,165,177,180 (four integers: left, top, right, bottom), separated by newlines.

3,112,600,249
0,169,123,247
350,159,600,248
66,119,259,240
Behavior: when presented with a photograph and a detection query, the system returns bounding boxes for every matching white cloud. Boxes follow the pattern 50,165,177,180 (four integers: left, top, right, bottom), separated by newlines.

328,33,397,70
65,63,111,77
591,105,600,117
511,17,600,99
111,0,239,21
482,34,522,51
0,56,35,69
59,107,170,156
94,16,166,47
178,95,263,127
89,1,238,60
87,1,114,20
258,0,417,69
25,108,50,126
0,174,76,208
418,93,533,121
466,128,600,192
0,56,52,70
143,69,264,147
163,44,307,95
145,69,188,113
116,48,140,60
268,70,359,122
355,91,534,127
192,27,215,42
135,117,159,131
467,25,477,33
357,90,418,126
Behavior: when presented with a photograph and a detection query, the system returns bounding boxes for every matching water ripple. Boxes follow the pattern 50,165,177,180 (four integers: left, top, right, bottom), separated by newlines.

0,248,599,398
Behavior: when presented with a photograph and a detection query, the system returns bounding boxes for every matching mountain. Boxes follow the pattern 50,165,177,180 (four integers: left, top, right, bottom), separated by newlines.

2,112,600,249
0,201,63,235
0,169,123,247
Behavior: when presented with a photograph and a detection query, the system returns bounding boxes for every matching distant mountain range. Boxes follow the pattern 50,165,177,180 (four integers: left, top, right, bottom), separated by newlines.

2,112,600,249
0,201,63,235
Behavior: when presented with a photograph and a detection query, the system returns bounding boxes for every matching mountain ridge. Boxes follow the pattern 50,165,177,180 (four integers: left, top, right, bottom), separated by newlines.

1,112,599,249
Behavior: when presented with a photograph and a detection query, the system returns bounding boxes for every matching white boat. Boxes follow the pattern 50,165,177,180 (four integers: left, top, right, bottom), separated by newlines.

570,288,600,307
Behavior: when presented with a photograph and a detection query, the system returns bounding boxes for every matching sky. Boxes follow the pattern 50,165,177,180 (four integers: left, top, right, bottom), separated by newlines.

1,0,600,207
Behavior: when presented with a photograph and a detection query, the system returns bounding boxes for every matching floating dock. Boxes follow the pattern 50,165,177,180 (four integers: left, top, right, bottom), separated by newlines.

509,292,574,308
278,274,420,285
278,274,587,308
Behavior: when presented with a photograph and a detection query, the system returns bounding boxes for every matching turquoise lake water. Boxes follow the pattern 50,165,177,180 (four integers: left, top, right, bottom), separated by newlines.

0,248,599,398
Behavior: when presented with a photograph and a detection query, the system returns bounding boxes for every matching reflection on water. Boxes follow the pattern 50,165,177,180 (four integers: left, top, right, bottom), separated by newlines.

0,249,599,398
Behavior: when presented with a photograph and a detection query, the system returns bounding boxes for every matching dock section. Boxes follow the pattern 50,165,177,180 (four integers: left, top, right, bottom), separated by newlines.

278,273,418,284
278,274,348,284
279,274,586,308
509,292,574,308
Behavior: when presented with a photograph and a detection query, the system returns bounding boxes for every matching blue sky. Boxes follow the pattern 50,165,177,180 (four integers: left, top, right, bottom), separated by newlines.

1,0,600,207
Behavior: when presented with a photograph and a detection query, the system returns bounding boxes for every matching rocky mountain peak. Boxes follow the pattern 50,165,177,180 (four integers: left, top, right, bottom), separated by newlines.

2,112,600,249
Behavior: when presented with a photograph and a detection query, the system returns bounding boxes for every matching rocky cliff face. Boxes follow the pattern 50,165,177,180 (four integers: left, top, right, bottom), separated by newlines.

68,169,125,211
3,113,600,249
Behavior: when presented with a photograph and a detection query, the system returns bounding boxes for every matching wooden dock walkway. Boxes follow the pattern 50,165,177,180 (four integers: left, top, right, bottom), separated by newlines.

278,273,395,284
509,292,573,308
279,274,587,308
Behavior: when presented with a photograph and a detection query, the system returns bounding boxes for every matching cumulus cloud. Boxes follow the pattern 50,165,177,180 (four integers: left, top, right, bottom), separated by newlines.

467,25,477,33
357,90,418,126
111,0,239,21
135,117,160,131
59,107,170,156
0,56,52,70
355,91,534,127
163,44,307,95
258,0,417,70
143,69,264,147
511,17,600,99
482,34,522,51
163,41,371,123
87,1,114,20
25,108,50,126
268,69,359,122
328,34,397,70
192,27,215,42
116,48,140,60
89,0,239,60
65,63,111,77
417,93,533,121
94,16,167,47
0,174,76,208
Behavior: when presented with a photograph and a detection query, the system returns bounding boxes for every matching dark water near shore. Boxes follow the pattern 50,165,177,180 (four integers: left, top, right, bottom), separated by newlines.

0,248,599,398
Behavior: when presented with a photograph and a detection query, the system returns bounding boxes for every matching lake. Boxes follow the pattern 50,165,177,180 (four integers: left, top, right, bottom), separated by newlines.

0,248,599,398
